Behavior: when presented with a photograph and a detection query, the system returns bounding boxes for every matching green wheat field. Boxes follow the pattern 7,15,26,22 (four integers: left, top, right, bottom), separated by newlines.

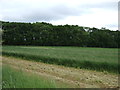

2,46,119,73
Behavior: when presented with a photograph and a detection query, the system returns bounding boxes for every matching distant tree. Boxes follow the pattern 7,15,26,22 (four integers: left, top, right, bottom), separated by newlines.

2,21,119,48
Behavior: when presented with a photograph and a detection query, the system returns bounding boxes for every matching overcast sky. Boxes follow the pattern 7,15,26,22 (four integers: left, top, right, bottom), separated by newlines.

0,0,119,30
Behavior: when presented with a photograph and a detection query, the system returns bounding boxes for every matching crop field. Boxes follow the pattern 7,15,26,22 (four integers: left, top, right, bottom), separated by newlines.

2,46,119,73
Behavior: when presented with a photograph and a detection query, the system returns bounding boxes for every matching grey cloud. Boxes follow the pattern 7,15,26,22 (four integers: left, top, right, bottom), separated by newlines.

51,5,81,16
81,1,117,10
106,24,118,30
22,12,63,22
0,0,118,23
106,24,118,28
2,4,87,22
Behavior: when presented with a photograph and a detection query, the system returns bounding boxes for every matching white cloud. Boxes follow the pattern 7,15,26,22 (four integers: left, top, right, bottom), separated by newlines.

0,0,119,30
50,7,118,30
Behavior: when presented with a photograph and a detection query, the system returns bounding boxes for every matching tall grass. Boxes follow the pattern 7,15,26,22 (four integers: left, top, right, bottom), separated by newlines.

2,65,69,88
2,46,119,73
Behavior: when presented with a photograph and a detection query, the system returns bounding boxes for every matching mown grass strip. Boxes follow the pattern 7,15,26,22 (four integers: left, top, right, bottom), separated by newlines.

2,51,119,74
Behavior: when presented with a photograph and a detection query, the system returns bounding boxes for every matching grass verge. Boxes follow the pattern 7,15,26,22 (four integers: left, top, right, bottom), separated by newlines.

2,64,69,88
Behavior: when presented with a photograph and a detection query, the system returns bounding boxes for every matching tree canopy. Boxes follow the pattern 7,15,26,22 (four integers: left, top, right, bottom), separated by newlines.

1,21,119,48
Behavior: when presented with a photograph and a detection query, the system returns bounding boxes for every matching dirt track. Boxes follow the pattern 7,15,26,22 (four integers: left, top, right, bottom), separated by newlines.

2,56,119,88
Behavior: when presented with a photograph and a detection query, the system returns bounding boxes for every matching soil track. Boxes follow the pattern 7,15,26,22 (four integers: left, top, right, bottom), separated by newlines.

2,56,119,88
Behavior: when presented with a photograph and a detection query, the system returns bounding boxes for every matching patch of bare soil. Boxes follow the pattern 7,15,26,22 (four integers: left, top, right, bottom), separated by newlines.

2,56,119,88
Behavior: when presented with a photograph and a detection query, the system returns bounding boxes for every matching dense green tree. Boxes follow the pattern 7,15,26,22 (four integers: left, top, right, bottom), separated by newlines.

1,21,119,48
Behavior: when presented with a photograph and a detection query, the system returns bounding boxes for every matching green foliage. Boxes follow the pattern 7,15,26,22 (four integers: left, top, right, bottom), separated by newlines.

2,21,119,48
87,29,119,48
2,46,119,73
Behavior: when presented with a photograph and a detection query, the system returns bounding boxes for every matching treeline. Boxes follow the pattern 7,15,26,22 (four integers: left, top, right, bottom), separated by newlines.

1,21,120,48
